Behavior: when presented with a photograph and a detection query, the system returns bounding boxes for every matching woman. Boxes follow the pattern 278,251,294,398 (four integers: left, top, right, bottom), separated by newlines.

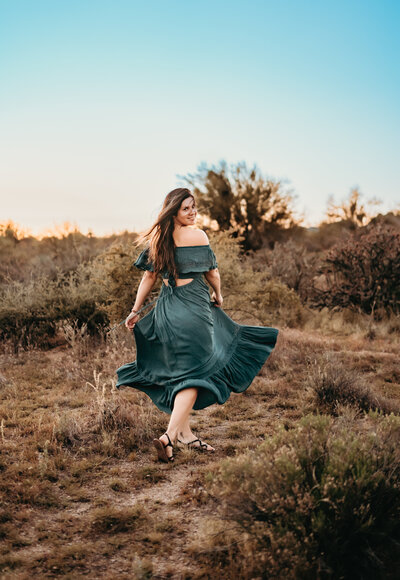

116,188,279,462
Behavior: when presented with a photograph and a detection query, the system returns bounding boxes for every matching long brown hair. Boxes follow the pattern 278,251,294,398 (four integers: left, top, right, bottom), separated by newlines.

136,188,194,278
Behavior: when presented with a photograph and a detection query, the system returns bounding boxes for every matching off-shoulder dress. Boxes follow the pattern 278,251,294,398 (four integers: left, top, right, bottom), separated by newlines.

115,244,279,414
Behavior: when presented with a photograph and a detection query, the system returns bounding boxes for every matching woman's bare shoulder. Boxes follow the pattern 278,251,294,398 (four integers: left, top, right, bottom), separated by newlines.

174,228,209,246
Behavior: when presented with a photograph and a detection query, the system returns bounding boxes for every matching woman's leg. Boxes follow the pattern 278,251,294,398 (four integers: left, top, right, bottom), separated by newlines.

158,388,198,459
179,415,196,440
177,416,215,451
159,388,214,456
166,388,198,440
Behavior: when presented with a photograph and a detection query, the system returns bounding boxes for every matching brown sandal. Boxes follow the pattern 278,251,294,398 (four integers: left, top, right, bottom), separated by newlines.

153,432,174,463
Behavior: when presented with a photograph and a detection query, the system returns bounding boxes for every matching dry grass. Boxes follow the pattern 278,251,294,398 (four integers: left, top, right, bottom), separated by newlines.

0,315,399,578
89,504,148,534
306,352,400,416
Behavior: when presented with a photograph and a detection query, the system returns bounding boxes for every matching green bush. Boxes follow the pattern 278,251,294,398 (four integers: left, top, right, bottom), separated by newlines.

206,413,400,579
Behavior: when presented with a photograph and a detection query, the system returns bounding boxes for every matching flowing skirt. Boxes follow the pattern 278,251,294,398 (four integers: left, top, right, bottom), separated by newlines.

116,276,279,414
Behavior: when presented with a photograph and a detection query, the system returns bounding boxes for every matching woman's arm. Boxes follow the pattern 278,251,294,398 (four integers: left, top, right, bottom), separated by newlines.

132,270,158,311
125,270,158,329
204,268,223,307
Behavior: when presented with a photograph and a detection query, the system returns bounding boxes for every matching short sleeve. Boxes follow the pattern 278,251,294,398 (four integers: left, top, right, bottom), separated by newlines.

133,247,154,272
208,247,218,270
173,245,218,274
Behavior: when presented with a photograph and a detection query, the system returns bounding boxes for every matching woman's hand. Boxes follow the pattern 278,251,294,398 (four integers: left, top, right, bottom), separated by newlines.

211,291,223,307
125,311,139,330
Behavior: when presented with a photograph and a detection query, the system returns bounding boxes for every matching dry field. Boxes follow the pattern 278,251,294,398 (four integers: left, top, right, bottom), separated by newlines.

1,316,399,579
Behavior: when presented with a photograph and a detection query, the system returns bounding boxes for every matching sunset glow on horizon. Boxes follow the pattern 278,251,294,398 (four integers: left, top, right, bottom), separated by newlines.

1,0,399,237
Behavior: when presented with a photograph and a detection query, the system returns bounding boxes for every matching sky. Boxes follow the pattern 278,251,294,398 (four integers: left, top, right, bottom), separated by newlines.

0,0,399,237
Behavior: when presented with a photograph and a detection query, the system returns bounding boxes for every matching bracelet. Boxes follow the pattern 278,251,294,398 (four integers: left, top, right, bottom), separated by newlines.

131,309,138,314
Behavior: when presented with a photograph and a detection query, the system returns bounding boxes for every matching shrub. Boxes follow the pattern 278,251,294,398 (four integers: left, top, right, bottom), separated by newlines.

209,230,305,327
0,262,109,351
93,240,161,324
310,224,400,315
206,413,400,579
252,239,322,305
306,353,399,416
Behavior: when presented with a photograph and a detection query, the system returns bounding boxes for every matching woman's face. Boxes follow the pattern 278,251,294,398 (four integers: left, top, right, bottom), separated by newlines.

174,196,197,226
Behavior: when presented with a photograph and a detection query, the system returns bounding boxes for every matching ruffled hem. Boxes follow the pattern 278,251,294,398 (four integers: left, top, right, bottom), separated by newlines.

116,325,278,414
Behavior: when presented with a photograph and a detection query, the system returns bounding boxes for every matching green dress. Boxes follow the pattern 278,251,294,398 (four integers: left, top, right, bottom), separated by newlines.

115,244,279,414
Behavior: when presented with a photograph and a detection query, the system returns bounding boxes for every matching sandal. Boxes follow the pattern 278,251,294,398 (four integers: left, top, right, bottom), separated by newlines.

177,437,215,452
153,432,174,463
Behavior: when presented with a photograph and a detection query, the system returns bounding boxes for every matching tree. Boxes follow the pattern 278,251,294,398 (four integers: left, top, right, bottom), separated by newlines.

325,187,381,229
178,160,297,250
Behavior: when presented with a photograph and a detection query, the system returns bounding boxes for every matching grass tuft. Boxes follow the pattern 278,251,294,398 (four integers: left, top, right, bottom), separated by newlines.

306,353,399,416
90,504,147,534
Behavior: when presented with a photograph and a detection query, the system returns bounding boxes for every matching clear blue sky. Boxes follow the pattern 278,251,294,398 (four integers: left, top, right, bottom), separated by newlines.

1,0,399,236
